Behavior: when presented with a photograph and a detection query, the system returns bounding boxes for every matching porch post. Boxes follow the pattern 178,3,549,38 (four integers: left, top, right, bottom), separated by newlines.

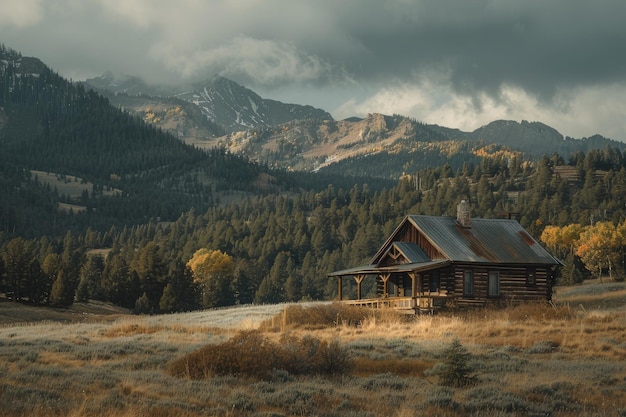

337,276,343,301
417,273,423,295
380,273,390,297
354,274,365,300
409,272,417,298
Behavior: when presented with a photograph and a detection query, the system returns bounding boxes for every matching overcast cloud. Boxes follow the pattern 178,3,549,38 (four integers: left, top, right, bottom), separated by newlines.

1,0,625,141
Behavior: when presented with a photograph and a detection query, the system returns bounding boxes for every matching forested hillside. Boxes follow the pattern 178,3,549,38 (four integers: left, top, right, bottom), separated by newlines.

2,146,625,313
0,45,385,237
1,44,626,314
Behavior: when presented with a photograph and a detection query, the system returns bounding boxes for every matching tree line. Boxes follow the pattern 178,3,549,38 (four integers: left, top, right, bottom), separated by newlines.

1,146,625,312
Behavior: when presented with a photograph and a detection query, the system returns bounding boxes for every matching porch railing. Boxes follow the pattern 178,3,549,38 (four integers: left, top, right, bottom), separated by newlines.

343,294,452,313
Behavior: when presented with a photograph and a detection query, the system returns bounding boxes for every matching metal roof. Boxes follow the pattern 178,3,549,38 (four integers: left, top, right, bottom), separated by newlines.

330,214,561,278
381,242,431,264
327,260,451,277
407,215,561,265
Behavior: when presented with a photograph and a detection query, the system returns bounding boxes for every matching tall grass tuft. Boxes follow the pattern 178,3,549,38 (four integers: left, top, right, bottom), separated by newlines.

167,329,353,379
260,302,408,331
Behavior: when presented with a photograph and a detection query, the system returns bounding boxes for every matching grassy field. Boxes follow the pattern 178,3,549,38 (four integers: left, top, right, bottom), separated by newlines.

0,281,625,417
30,170,121,213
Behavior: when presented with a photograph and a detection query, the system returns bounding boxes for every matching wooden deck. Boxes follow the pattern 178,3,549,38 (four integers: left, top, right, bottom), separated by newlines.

343,294,452,314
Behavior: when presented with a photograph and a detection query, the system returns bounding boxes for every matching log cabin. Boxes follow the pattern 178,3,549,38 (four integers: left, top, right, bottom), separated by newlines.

329,200,563,313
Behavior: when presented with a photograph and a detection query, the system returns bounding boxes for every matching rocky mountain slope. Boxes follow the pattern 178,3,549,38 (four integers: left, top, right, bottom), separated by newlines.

174,76,332,132
193,113,449,171
84,73,332,140
190,113,624,178
83,72,625,178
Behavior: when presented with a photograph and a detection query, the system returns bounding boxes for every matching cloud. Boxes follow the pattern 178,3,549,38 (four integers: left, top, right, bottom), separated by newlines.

150,36,336,85
335,76,626,141
1,0,626,140
0,0,44,28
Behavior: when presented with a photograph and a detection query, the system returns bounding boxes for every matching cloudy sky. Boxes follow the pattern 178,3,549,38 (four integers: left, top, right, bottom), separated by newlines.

1,0,626,141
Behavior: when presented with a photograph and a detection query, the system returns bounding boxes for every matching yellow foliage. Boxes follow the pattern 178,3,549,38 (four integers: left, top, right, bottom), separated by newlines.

540,225,560,253
576,221,621,277
186,249,234,283
540,223,583,257
561,223,584,248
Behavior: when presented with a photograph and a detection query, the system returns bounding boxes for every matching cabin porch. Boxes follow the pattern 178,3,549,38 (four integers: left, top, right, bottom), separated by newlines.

333,263,453,314
343,293,452,314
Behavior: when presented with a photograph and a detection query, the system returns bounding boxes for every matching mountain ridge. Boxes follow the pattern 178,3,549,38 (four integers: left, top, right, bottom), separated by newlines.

191,113,626,177
83,72,625,178
6,45,625,181
84,73,333,134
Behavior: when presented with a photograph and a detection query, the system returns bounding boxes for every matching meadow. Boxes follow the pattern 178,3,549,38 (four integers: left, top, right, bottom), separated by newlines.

1,281,625,417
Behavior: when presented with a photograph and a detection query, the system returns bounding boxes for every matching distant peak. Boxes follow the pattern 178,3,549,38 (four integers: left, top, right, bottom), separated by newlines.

100,70,115,81
208,75,237,86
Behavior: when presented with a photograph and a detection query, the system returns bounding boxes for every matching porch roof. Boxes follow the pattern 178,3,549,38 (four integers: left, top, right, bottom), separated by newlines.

327,259,451,277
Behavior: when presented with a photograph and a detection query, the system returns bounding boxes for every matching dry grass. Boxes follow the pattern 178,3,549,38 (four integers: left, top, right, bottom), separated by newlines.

352,357,433,376
1,282,626,416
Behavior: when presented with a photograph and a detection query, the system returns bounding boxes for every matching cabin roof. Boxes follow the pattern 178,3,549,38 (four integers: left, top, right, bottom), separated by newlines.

381,241,431,264
330,214,561,278
327,260,451,277
371,215,561,265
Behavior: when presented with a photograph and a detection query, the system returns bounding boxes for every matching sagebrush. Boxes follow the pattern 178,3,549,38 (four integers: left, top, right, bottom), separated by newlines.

168,329,352,379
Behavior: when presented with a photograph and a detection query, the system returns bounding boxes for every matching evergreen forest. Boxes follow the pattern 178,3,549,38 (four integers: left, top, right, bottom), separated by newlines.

1,44,626,314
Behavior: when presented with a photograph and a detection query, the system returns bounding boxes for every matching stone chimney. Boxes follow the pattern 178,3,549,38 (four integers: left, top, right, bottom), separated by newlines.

457,199,471,228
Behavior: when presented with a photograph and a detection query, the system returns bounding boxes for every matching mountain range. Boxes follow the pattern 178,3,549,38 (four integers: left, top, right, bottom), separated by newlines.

85,73,626,178
84,73,332,135
2,43,624,182
0,44,626,234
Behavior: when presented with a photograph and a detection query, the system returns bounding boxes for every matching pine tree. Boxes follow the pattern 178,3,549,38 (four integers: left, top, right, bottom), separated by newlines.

76,255,105,302
49,269,75,307
135,292,151,314
159,283,177,313
232,261,254,305
436,338,476,387
284,257,300,302
1,237,32,301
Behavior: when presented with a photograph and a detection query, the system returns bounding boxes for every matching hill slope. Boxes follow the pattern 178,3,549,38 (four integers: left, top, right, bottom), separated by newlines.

0,46,284,235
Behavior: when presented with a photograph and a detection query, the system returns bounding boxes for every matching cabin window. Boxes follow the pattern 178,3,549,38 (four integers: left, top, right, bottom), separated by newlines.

463,270,474,296
526,268,536,286
429,270,440,292
488,271,500,297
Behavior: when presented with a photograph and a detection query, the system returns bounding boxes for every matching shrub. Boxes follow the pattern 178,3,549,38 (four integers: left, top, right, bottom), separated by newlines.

168,330,274,379
168,329,352,379
526,340,559,354
462,387,542,414
359,372,408,391
473,349,528,374
226,390,256,412
435,338,476,387
424,385,458,410
526,382,581,412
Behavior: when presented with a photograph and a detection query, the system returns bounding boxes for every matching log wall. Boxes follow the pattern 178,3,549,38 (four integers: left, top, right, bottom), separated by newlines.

449,265,551,303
